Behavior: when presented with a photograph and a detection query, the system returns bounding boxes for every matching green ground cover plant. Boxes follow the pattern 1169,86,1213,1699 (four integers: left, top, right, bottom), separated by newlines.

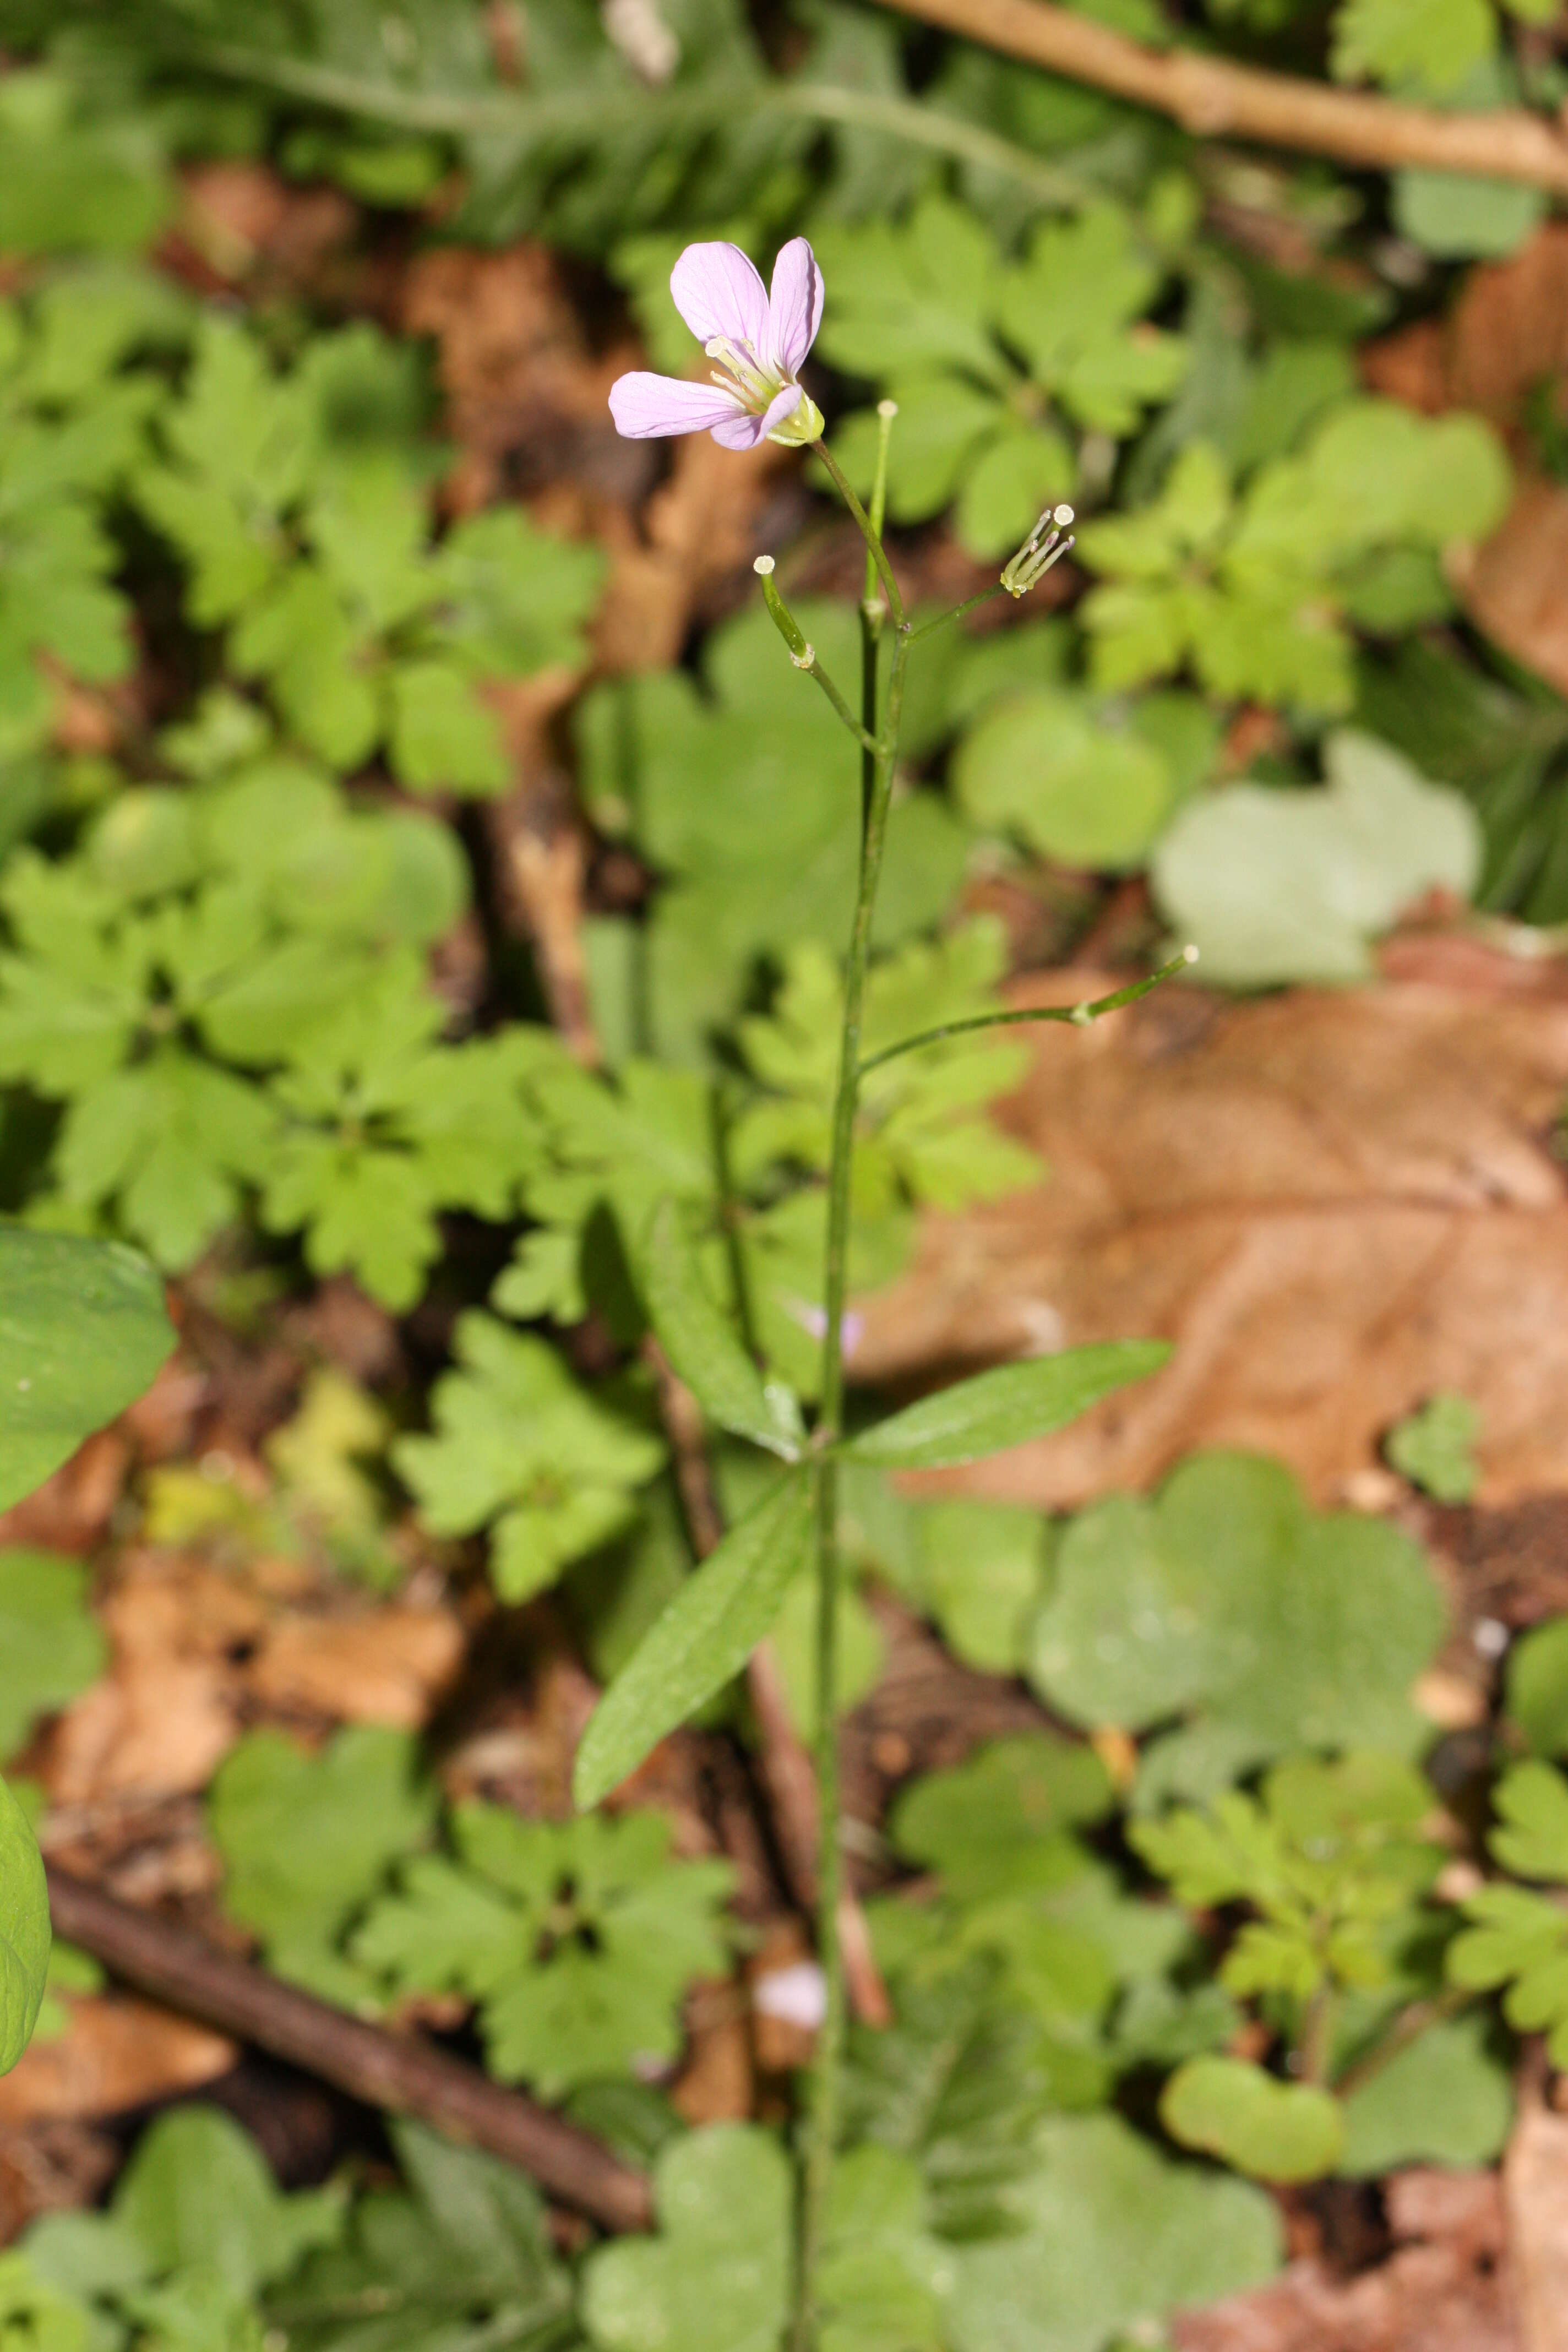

0,4,1565,2350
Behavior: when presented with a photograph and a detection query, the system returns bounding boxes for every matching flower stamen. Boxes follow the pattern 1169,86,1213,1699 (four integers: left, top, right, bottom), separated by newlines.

1001,504,1077,597
704,335,776,409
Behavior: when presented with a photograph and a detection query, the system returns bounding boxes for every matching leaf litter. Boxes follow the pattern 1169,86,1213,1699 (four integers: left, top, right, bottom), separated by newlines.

1366,224,1568,699
852,954,1568,1509
7,92,1568,2352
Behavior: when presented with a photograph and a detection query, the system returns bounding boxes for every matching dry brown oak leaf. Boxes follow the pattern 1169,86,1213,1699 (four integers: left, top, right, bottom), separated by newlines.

1363,224,1568,698
41,1550,462,1808
1504,2067,1568,2352
0,1997,235,2132
850,961,1568,1508
1174,2167,1518,2352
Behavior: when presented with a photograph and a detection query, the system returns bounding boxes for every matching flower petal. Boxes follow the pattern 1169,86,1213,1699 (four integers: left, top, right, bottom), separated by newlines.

766,238,824,378
669,241,770,355
758,382,806,437
709,407,769,450
709,383,803,450
608,371,744,440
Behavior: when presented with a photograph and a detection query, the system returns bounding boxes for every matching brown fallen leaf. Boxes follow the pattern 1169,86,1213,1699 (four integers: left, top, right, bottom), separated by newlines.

668,1979,754,2126
1444,224,1568,429
280,1278,404,1387
1362,226,1568,701
118,1354,210,1466
0,1996,235,2128
1174,2167,1517,2352
1447,473,1568,702
402,243,620,513
1359,318,1449,415
1362,224,1568,433
0,1427,132,1555
851,967,1568,1507
0,2118,117,2242
40,1552,258,1807
248,1602,464,1728
166,163,357,298
1505,2065,1568,2352
590,425,791,674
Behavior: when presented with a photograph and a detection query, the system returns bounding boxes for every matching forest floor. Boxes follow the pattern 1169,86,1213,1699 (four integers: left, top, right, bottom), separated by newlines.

9,153,1568,2352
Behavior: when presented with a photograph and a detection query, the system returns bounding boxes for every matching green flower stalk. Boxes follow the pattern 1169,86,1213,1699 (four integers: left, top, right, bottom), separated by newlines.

607,234,1186,2351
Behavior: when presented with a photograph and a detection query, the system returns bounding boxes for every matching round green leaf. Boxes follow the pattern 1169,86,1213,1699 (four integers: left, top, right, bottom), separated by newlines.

0,1773,48,2075
1339,2013,1512,2176
946,2111,1281,2352
0,1550,106,1761
581,2125,789,2352
1162,2055,1344,2183
0,1229,174,1515
955,423,1075,560
1506,1616,1568,1758
1393,168,1545,260
953,688,1173,869
891,1734,1113,1904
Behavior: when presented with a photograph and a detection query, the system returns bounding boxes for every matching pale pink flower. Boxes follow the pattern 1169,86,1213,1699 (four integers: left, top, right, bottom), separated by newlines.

609,238,825,451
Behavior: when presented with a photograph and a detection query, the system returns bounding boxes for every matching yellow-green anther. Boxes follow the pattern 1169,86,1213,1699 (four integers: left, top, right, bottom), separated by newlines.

1001,503,1076,597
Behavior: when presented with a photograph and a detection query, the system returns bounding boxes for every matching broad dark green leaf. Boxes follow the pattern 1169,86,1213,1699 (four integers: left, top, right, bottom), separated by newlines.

846,1342,1170,1470
0,1773,48,2074
640,1198,803,1461
0,1228,175,1513
574,1472,812,1809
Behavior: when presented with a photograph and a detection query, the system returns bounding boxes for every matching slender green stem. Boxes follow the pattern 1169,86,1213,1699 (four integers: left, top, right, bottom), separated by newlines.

793,623,911,2352
906,582,1009,643
756,561,879,752
805,665,880,755
1298,1979,1336,2089
814,443,906,631
859,404,895,829
1329,1985,1472,2101
856,949,1197,1077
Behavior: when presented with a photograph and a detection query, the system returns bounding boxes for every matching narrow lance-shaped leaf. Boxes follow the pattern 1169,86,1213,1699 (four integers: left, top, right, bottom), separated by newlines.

0,1228,175,1513
574,1472,813,1810
0,1774,48,2074
640,1197,803,1461
845,1340,1171,1470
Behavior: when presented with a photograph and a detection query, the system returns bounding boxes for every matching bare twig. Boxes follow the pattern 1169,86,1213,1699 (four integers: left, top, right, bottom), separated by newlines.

45,1868,652,2234
870,0,1568,191
484,747,602,1071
